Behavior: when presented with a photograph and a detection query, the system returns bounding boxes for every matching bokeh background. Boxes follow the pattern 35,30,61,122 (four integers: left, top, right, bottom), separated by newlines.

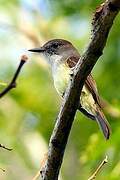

0,0,120,179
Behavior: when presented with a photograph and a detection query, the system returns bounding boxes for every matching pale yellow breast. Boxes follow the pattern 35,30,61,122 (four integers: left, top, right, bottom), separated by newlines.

52,63,71,96
52,63,96,114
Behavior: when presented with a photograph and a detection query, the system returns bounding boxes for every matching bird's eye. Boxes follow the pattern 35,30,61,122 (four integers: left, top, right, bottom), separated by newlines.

52,43,59,48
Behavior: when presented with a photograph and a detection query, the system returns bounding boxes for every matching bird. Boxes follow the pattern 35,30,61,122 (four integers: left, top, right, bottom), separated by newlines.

29,39,111,140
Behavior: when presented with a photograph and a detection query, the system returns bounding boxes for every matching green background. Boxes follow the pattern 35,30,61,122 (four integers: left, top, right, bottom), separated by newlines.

0,0,120,179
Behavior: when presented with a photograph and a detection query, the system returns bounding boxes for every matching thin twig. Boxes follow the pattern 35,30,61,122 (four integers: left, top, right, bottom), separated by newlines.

0,167,5,172
88,156,108,180
0,55,28,151
0,55,28,98
0,144,12,151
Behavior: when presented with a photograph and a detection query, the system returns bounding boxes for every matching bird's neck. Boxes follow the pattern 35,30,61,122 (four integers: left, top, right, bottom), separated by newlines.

50,54,69,74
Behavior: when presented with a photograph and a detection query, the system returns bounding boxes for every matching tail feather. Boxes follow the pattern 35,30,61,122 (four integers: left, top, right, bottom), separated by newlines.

95,109,111,140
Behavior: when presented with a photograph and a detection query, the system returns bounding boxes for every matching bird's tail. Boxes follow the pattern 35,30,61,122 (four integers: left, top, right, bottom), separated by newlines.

78,104,111,139
95,107,111,140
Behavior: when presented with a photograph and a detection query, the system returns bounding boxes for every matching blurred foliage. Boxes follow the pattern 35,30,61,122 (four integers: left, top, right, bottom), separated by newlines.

0,0,120,179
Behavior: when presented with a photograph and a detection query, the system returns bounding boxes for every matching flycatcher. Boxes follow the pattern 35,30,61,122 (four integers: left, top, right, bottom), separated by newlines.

29,39,110,139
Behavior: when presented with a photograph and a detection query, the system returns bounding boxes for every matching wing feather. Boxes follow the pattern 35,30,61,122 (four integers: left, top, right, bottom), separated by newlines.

85,74,101,107
66,55,101,107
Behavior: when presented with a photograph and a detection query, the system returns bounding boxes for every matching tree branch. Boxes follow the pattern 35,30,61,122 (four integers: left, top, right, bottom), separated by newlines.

41,0,120,179
0,55,28,98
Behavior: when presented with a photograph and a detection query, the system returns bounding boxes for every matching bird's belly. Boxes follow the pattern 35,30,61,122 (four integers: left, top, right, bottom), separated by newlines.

80,86,95,114
53,64,96,114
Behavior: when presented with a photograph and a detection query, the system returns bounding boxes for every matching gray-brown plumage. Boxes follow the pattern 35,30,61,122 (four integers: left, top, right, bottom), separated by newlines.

29,39,111,139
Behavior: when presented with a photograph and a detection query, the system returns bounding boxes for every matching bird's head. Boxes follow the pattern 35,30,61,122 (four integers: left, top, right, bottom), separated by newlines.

28,39,79,64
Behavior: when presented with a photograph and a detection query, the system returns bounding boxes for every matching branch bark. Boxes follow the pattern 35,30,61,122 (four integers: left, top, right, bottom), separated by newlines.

41,0,120,179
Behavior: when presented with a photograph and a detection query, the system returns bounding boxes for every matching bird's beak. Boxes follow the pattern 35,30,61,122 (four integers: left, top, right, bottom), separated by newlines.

28,47,45,53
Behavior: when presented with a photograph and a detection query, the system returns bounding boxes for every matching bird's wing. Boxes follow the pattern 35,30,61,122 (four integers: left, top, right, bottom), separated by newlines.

66,55,79,68
85,74,101,107
66,55,101,107
66,55,110,139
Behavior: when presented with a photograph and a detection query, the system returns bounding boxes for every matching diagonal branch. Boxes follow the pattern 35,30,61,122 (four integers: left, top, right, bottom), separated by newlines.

0,55,28,98
41,0,120,179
